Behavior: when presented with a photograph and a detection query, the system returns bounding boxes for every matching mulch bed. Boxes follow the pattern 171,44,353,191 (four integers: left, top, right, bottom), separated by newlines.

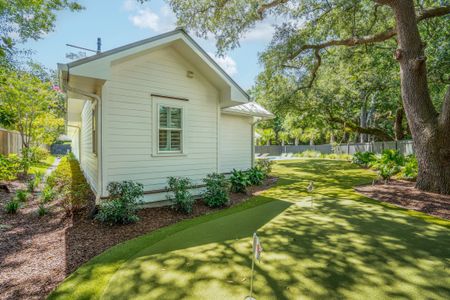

355,179,450,220
0,177,277,300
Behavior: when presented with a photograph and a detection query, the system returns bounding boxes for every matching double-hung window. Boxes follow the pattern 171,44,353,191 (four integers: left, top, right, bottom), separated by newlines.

158,105,182,152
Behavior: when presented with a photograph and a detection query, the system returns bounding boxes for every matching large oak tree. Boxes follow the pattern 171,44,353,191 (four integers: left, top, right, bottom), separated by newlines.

156,0,450,194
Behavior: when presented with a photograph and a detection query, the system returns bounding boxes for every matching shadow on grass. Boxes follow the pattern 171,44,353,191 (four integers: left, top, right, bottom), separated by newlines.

50,159,450,300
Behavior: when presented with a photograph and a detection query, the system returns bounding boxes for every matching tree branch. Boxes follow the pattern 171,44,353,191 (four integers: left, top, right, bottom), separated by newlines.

329,115,394,141
289,5,450,59
439,85,450,131
257,0,289,18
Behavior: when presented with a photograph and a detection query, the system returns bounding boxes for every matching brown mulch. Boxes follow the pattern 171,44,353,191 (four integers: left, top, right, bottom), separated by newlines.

0,177,277,300
355,179,450,220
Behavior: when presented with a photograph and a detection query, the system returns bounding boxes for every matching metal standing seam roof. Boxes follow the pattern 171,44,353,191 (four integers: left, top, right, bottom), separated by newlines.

221,102,274,118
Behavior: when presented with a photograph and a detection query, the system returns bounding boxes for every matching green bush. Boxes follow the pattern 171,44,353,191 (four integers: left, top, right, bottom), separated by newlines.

166,177,194,214
0,154,22,181
247,167,264,186
47,153,92,215
95,181,144,225
352,151,376,167
27,176,40,193
371,150,405,181
4,199,20,214
230,169,251,193
255,158,273,177
40,186,55,203
15,189,30,202
37,203,49,217
202,173,230,208
295,150,322,158
324,153,352,160
30,146,49,163
399,155,418,180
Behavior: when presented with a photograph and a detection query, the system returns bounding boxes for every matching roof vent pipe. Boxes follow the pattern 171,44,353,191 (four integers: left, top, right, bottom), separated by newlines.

97,38,101,54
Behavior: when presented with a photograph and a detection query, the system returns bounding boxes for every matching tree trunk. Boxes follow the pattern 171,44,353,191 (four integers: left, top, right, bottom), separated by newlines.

294,138,299,145
394,106,405,141
388,0,450,194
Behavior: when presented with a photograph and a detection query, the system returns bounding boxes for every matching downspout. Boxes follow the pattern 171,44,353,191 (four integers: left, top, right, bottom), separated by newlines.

66,84,103,202
251,118,264,167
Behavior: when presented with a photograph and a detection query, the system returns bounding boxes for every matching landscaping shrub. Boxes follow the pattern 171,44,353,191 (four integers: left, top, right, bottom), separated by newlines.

37,203,49,217
229,169,251,193
295,150,322,158
40,185,55,203
202,173,230,208
352,151,376,167
247,167,264,186
27,176,41,193
371,150,405,181
399,155,418,180
47,153,92,215
0,154,22,181
324,153,352,160
15,189,30,202
166,177,194,214
255,158,273,176
29,146,49,163
96,181,144,225
4,199,20,214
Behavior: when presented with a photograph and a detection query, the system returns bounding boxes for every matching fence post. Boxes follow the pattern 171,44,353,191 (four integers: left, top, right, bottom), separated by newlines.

347,143,350,155
395,140,398,150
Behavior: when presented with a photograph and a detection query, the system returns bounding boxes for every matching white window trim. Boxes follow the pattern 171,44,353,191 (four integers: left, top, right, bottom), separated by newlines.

152,96,187,157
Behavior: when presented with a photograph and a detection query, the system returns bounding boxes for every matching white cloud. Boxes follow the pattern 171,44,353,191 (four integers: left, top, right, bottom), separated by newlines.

125,1,176,33
208,52,237,76
242,21,275,42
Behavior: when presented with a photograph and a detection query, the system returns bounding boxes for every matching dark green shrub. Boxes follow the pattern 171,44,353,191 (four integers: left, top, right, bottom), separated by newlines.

255,158,273,177
4,199,20,214
400,155,418,180
37,203,49,217
352,151,376,167
47,154,93,215
371,150,405,181
95,181,144,225
166,177,194,214
202,173,230,208
247,167,264,185
15,189,29,202
230,169,251,193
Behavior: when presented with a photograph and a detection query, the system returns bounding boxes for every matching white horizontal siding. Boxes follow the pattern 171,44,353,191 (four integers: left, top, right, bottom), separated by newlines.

102,46,220,200
220,114,252,173
79,101,98,193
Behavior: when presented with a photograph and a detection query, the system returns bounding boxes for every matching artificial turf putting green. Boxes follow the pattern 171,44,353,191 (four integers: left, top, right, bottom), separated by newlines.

49,159,450,300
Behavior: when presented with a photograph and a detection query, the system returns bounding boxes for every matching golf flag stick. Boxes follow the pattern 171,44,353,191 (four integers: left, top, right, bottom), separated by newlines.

246,232,262,300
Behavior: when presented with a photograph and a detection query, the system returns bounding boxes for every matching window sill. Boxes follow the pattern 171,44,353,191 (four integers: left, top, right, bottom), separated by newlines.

151,153,187,157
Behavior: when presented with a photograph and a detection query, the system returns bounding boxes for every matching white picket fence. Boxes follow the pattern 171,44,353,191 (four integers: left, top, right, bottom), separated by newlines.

255,140,414,156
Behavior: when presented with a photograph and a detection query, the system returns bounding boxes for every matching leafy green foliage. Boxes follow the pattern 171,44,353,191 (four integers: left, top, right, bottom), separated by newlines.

202,173,230,208
255,158,273,176
352,151,377,167
40,185,55,203
96,181,144,225
0,0,83,57
29,147,50,163
0,154,22,181
4,199,20,214
400,155,418,180
47,153,92,215
247,167,264,186
15,189,29,202
166,177,194,214
294,150,322,158
37,203,49,217
229,169,251,193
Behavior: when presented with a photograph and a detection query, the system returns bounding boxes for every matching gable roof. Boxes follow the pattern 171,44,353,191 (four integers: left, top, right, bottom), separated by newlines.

59,28,249,102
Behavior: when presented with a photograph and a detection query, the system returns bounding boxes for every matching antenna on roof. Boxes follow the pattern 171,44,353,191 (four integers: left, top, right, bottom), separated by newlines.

65,37,102,60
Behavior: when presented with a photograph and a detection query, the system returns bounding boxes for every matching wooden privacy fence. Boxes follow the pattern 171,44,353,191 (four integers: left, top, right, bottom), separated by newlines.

255,140,415,156
0,128,22,155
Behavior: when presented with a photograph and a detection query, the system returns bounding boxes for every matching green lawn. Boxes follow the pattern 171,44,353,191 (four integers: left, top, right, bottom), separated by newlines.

49,159,450,300
29,155,56,175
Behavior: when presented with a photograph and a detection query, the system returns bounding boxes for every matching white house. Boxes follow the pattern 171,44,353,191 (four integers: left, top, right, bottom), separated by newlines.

58,28,273,204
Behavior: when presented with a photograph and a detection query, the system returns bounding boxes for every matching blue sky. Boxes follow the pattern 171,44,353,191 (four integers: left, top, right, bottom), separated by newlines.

20,0,275,90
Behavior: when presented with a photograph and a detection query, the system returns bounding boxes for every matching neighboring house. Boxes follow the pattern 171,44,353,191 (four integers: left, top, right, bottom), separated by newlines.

58,28,273,204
